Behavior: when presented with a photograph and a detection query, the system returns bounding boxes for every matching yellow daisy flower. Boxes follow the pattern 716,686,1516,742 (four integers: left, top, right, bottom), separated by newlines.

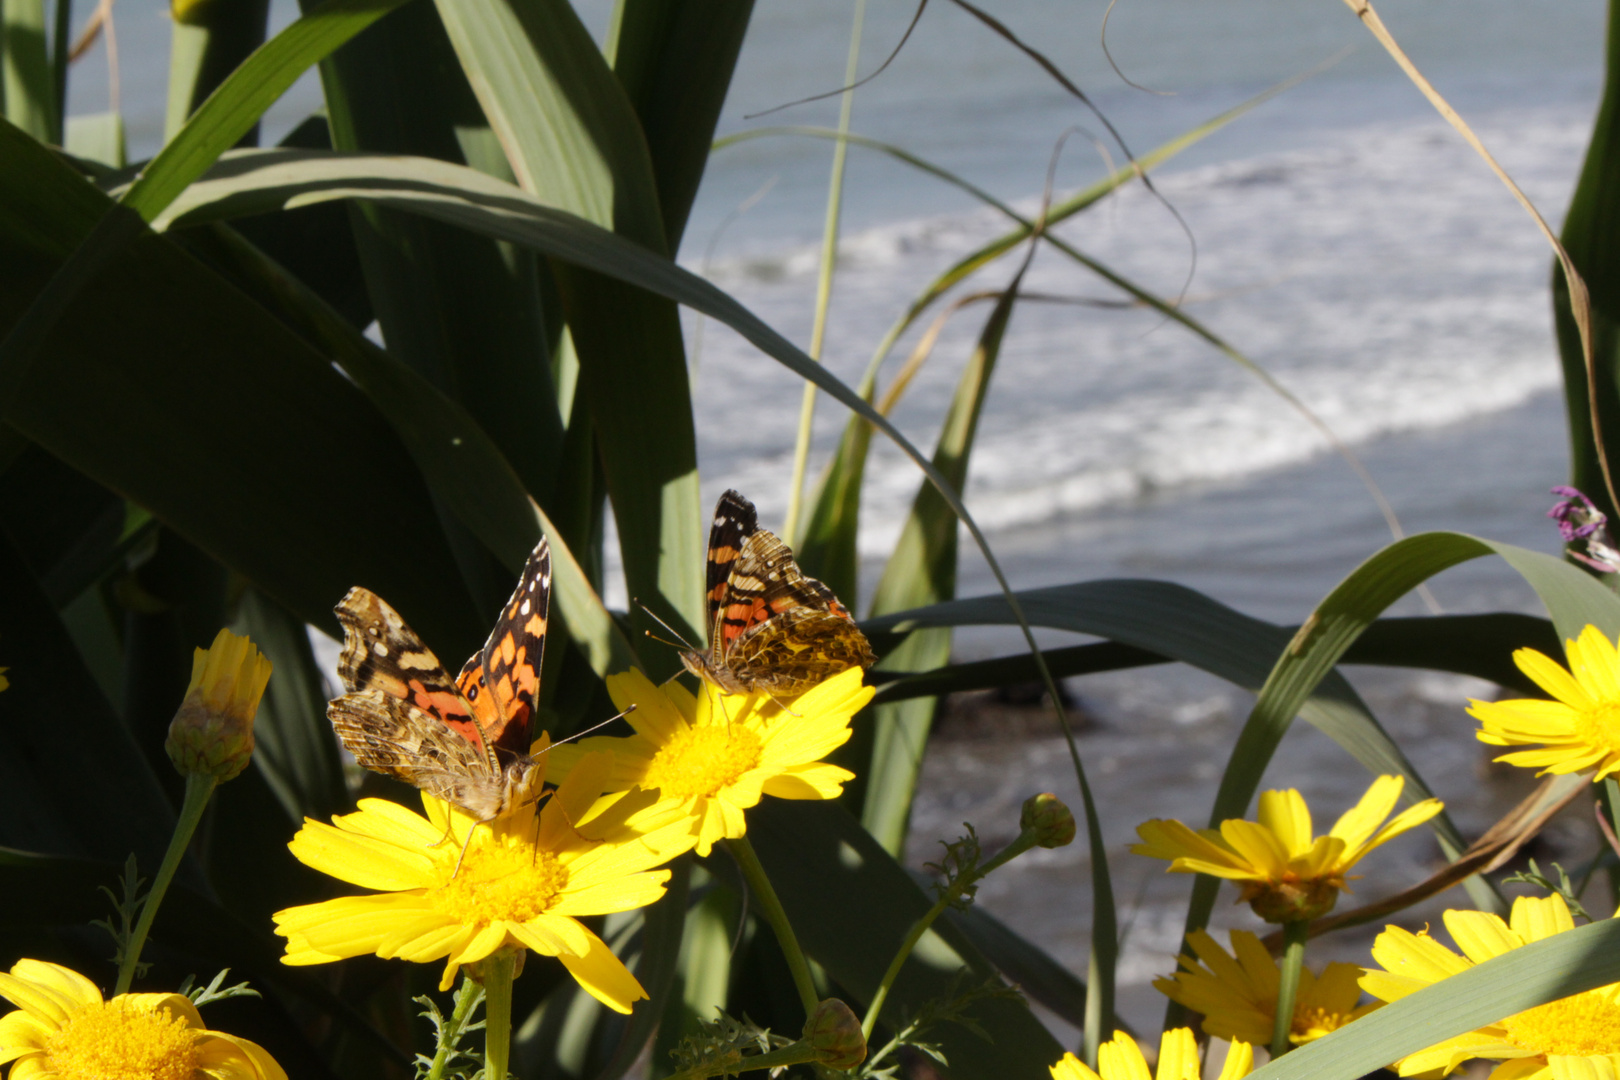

1050,1028,1253,1080
1468,624,1620,781
1155,928,1377,1046
272,747,694,1011
0,958,286,1080
1132,775,1443,922
1362,893,1620,1079
546,667,873,856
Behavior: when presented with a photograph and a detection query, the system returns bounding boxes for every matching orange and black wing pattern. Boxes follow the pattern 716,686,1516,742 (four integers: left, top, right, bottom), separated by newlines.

682,490,874,696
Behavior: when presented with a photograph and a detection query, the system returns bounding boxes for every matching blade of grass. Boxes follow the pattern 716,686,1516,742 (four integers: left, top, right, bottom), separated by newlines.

782,0,864,546
130,147,1071,736
1342,0,1611,511
3,0,56,139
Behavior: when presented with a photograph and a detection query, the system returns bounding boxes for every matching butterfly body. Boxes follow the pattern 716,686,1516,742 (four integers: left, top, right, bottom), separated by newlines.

329,539,551,821
680,490,875,697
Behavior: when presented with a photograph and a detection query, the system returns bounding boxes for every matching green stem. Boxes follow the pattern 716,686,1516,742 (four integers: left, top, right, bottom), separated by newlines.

782,0,865,545
662,1039,820,1080
862,832,1035,1041
482,950,517,1080
115,772,216,995
424,975,484,1080
1270,919,1309,1059
727,836,818,1019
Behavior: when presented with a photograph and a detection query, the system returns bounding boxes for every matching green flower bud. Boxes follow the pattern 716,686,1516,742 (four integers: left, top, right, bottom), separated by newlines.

1021,793,1076,849
803,998,865,1070
165,629,271,782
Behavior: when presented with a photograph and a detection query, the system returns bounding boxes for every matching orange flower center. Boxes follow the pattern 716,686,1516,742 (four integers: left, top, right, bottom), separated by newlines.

644,723,763,798
42,998,199,1080
1498,986,1620,1057
431,833,569,927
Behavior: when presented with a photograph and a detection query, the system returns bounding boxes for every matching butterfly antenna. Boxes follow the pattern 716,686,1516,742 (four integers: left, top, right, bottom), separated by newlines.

633,597,701,653
533,705,639,755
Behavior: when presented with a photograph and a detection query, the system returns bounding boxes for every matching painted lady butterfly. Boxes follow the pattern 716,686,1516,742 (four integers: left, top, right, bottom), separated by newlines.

328,538,550,822
680,490,876,697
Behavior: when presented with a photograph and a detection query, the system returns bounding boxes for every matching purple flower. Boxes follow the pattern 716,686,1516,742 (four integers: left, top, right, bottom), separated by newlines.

1549,486,1620,572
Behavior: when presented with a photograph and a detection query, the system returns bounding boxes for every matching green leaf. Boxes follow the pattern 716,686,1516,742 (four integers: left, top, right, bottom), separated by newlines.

0,846,409,1065
1249,917,1620,1080
236,589,348,821
0,528,176,867
866,613,1561,703
430,0,706,649
860,278,1022,853
607,1,756,249
748,801,1065,1079
861,577,1460,849
1555,1,1620,521
1177,533,1620,972
3,0,56,140
131,148,1046,688
0,122,484,652
122,0,413,222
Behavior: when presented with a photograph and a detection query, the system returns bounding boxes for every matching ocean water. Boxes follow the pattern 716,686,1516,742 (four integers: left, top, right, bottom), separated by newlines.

74,0,1612,1042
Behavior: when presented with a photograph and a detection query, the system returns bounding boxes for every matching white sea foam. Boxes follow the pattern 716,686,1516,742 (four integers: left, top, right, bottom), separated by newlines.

684,102,1586,555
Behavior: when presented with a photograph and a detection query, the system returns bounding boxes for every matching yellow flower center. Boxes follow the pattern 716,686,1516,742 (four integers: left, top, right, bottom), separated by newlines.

1574,702,1620,757
430,834,569,927
1292,1004,1352,1044
1499,987,1620,1057
42,998,199,1080
643,723,763,798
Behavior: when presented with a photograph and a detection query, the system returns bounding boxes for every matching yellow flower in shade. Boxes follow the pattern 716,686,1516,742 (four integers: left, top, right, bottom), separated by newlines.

0,958,286,1080
1132,776,1443,922
1468,624,1620,781
0,667,9,692
546,667,873,857
165,628,273,782
273,746,695,1010
1050,1028,1253,1080
1155,928,1377,1046
1362,893,1620,1079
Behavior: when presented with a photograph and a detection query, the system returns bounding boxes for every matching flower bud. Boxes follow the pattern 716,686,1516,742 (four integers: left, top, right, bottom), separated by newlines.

165,629,271,782
803,998,865,1070
1021,793,1075,849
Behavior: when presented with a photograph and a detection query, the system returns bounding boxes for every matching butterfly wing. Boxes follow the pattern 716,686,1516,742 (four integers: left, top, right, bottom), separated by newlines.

454,537,551,757
702,490,758,645
328,691,505,820
335,586,488,752
726,605,877,696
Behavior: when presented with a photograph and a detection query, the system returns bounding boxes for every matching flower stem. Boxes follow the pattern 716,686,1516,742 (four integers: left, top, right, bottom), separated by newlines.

482,950,517,1080
862,832,1035,1041
727,836,818,1019
115,772,217,995
1270,919,1309,1059
424,975,484,1080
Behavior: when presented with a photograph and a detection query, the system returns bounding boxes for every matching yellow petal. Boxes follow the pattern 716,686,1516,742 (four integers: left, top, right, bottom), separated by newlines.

1515,646,1596,710
1215,1041,1255,1080
1096,1031,1153,1080
1154,1027,1200,1080
1508,893,1576,943
554,924,647,1014
1328,775,1404,852
287,818,437,891
1445,908,1524,963
760,762,854,799
1258,789,1314,856
1219,819,1290,878
549,870,672,917
1051,1051,1099,1080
